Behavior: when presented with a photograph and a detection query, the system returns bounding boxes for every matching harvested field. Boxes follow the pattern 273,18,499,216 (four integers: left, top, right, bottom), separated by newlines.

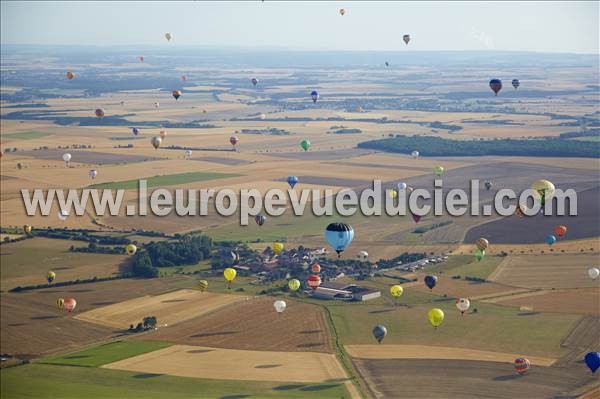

189,156,251,165
103,344,348,383
345,344,556,366
76,290,245,329
489,254,600,289
407,276,514,299
555,316,600,367
17,149,164,165
277,175,370,188
353,358,598,399
488,288,600,315
1,278,177,359
136,296,333,353
264,148,375,161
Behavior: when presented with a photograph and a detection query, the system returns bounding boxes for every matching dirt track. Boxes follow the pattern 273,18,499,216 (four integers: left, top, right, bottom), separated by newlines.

76,289,245,329
136,296,333,353
353,358,599,399
103,344,347,383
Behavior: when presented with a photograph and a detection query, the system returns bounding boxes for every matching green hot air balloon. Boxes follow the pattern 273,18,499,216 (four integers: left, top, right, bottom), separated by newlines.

475,249,485,262
300,139,311,151
433,166,445,176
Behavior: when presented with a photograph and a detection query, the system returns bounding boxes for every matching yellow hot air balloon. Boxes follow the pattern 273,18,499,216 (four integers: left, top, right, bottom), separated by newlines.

47,271,56,284
224,267,237,283
56,298,64,309
23,225,32,234
197,280,208,293
125,244,137,255
273,243,284,255
288,279,301,291
428,308,445,328
389,190,398,199
531,179,555,206
390,285,404,298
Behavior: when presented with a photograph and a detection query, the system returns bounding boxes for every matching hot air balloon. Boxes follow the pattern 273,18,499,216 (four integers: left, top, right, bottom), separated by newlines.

62,153,72,165
424,275,437,290
475,238,489,251
411,150,419,159
288,279,301,291
588,267,600,280
554,225,567,237
403,34,411,45
584,352,600,373
512,79,520,90
475,249,485,262
311,263,321,273
181,75,187,81
151,136,162,150
224,267,236,288
411,212,422,224
358,250,368,262
132,127,140,136
16,163,24,170
23,225,32,234
308,274,321,290
339,8,345,16
428,308,444,328
324,223,354,257
47,271,56,284
390,285,403,298
531,179,555,207
139,56,144,62
172,90,182,100
95,108,105,118
300,138,311,151
389,190,398,199
159,130,167,139
456,298,470,315
397,182,407,191
433,166,444,176
126,244,137,255
251,78,259,86
66,71,75,80
310,90,319,103
484,180,493,190
154,102,160,108
56,298,64,309
197,280,208,293
185,149,193,158
515,205,528,218
273,300,286,314
385,61,389,67
489,79,502,96
514,357,530,374
58,209,69,221
63,298,77,313
372,325,387,344
273,243,284,255
89,169,98,179
255,215,266,226
230,136,239,149
287,175,299,189
165,32,172,41
545,235,556,246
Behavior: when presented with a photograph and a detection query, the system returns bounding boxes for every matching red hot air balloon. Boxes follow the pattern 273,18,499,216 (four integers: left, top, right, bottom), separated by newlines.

554,225,567,237
95,108,105,118
63,298,77,313
489,79,502,96
514,357,530,374
229,136,239,148
307,275,321,290
311,263,321,273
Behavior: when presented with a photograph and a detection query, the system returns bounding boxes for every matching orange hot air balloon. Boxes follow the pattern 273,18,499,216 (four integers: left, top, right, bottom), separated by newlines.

66,71,75,80
63,298,77,313
311,263,321,273
554,225,567,237
307,274,321,290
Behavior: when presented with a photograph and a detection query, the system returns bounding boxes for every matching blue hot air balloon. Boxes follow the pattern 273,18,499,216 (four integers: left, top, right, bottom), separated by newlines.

545,234,557,246
585,352,600,373
287,176,299,189
424,275,438,290
311,90,319,103
132,127,140,136
324,223,354,257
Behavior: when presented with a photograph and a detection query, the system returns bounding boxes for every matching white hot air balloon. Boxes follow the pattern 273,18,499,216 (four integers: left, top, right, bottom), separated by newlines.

62,153,72,165
89,169,98,179
411,150,419,159
456,298,470,315
358,251,369,262
273,300,286,314
57,209,69,221
185,150,193,159
589,267,600,280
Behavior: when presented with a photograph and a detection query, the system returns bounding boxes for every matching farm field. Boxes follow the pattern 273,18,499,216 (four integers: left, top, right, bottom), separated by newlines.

75,290,246,329
136,296,333,353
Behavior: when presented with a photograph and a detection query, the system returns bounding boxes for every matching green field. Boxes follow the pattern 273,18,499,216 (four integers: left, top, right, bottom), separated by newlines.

41,340,171,367
1,364,350,399
89,171,243,190
425,255,503,280
3,131,53,140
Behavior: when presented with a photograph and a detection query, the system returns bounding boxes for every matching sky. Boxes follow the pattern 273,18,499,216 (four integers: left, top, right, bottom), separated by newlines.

1,1,598,53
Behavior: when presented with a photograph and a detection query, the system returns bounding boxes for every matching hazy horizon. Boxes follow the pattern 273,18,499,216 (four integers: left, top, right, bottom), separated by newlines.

1,1,598,54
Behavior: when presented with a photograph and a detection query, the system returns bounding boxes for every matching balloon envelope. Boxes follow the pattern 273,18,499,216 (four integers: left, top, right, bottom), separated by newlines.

126,244,137,255
63,298,77,312
307,274,321,290
300,139,311,151
47,271,56,284
273,243,284,255
132,127,140,136
95,108,105,118
545,235,557,246
456,298,470,313
403,34,410,45
390,285,403,298
512,79,520,89
584,352,600,373
531,179,555,206
311,263,321,273
172,90,182,100
66,71,75,80
224,268,237,282
288,279,301,291
197,280,208,292
424,275,438,290
588,267,599,279
475,238,489,251
411,150,419,159
372,325,387,343
554,225,567,237
428,308,444,328
324,223,354,255
151,136,162,149
287,175,299,189
489,79,502,95
310,90,319,103
514,357,530,374
62,153,72,162
433,166,444,176
255,215,266,226
273,300,286,313
475,249,485,262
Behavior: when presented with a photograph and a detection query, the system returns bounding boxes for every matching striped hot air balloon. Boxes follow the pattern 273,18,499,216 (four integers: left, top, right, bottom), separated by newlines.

514,357,530,374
